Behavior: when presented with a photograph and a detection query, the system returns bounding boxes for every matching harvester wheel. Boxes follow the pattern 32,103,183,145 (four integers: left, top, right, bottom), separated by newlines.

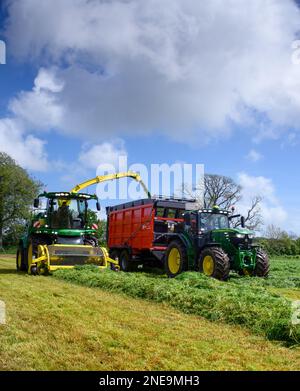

109,250,120,271
27,241,34,274
165,240,188,278
16,244,27,272
119,250,132,272
199,247,230,281
254,250,269,277
30,265,38,276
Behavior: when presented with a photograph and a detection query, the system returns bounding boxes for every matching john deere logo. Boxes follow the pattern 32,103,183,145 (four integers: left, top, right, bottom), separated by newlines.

0,40,6,64
292,300,300,326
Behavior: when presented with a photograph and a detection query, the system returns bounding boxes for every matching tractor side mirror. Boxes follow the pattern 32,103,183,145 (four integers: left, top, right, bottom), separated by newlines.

241,216,245,228
96,201,101,211
33,198,39,208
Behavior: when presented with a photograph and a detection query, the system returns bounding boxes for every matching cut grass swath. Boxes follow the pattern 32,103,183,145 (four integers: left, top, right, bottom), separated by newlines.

53,263,300,346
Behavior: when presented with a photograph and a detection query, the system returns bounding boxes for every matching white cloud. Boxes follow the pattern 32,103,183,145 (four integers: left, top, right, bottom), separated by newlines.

0,118,48,171
237,172,287,228
246,149,263,162
4,0,300,143
79,140,127,169
9,68,64,131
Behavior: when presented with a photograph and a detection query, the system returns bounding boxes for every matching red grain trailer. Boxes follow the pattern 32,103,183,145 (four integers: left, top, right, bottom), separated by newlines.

106,198,196,271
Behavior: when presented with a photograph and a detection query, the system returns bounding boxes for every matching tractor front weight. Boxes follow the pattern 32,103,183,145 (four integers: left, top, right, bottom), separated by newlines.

234,248,256,273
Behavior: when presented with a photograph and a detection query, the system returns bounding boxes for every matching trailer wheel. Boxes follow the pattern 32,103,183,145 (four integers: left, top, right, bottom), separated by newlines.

119,250,132,272
165,240,187,278
199,247,230,281
254,250,269,277
16,244,27,272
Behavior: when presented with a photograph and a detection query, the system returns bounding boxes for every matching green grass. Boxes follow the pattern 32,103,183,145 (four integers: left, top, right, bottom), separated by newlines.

53,258,300,346
1,256,300,370
0,246,17,255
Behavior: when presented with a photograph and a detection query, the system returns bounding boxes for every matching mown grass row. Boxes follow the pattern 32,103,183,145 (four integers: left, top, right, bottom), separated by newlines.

53,260,300,346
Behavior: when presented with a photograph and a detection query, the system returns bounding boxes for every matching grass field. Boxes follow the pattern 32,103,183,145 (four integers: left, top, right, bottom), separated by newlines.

0,256,300,371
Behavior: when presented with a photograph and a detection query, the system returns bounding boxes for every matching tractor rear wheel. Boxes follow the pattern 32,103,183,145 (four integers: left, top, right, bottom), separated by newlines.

254,250,269,277
119,250,132,272
16,244,27,272
165,240,188,278
199,247,230,281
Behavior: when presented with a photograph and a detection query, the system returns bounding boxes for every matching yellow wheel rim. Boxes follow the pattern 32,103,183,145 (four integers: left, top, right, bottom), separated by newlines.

17,251,22,269
203,255,214,276
168,248,181,274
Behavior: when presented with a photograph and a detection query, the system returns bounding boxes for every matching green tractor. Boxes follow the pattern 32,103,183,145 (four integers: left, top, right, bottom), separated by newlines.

16,171,151,275
16,191,117,275
163,206,269,280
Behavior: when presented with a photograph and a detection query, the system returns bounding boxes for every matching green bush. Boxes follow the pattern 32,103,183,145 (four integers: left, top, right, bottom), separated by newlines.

258,238,300,257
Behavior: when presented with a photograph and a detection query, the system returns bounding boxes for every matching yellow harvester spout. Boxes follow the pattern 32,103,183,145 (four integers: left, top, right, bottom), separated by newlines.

70,171,151,198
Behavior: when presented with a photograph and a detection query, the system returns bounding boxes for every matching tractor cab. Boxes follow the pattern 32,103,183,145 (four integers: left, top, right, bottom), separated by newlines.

33,192,101,232
199,208,230,232
185,206,250,236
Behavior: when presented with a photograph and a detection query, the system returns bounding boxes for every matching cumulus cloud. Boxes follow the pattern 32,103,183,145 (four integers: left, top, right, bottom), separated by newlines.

4,0,300,143
237,172,287,227
9,68,64,131
246,149,263,162
0,118,48,171
79,140,127,169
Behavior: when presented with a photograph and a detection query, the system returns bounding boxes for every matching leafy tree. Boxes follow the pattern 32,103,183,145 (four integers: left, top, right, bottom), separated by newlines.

264,224,288,239
0,152,42,249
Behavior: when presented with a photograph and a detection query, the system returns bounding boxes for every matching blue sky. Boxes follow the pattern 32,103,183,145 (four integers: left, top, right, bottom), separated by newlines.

1,0,300,233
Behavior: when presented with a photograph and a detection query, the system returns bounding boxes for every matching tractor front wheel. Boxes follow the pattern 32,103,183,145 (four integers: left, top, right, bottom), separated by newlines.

254,250,269,277
199,247,230,281
165,240,187,278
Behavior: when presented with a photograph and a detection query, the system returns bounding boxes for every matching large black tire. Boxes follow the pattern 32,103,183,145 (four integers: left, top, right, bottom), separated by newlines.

254,250,269,277
119,250,132,272
199,247,230,281
164,240,188,278
16,244,27,272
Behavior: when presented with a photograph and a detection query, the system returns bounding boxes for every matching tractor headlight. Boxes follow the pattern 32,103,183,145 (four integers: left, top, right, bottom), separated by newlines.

248,234,254,239
236,233,245,239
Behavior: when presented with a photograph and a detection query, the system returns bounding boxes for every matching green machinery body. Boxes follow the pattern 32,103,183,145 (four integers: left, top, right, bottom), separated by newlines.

17,191,118,274
159,206,269,279
17,171,151,274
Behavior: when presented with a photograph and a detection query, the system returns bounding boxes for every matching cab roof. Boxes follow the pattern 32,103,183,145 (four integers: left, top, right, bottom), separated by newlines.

38,191,98,200
198,207,229,214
